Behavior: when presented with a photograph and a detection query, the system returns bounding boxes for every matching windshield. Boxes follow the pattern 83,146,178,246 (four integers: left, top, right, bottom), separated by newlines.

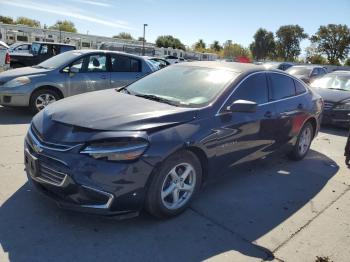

311,75,350,91
126,66,238,107
36,51,82,69
286,67,312,76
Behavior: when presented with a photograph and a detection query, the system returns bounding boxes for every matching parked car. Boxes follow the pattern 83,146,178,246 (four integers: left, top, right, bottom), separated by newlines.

24,62,323,219
0,50,155,112
0,41,10,72
286,65,327,84
10,42,76,68
263,62,294,71
310,71,350,127
163,55,180,64
9,42,31,54
148,57,170,69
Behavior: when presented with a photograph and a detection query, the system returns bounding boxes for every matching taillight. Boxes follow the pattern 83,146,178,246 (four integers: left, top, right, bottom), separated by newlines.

5,52,10,64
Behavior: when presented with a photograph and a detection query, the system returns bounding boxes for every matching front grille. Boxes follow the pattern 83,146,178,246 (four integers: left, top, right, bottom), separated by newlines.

28,125,80,152
38,163,67,186
324,101,335,110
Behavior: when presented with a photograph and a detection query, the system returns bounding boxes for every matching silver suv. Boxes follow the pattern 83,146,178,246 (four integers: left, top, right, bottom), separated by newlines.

0,50,156,112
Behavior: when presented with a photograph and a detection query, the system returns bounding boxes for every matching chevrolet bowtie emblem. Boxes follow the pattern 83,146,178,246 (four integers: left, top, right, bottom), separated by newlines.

33,142,43,153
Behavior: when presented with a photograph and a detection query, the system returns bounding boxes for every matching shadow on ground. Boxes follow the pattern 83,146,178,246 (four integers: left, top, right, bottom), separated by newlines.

0,106,33,125
0,150,338,262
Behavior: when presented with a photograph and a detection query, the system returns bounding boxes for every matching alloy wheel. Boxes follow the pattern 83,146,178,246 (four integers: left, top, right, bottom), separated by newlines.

298,126,312,155
35,94,56,111
161,163,196,210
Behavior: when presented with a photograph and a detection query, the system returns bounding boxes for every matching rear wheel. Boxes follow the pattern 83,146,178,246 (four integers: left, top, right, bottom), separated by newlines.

145,150,202,218
29,89,60,113
289,122,313,160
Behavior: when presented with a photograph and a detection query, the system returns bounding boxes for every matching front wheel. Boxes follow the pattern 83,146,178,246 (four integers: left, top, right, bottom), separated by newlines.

29,89,60,113
289,122,314,160
145,150,202,218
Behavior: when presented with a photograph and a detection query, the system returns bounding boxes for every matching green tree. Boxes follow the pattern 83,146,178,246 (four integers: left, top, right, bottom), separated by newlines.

305,44,327,64
210,41,222,52
223,41,251,58
113,32,133,40
275,25,308,61
49,20,77,33
0,15,14,24
344,58,350,66
194,39,206,51
311,24,350,65
155,35,186,50
16,16,40,27
249,28,275,60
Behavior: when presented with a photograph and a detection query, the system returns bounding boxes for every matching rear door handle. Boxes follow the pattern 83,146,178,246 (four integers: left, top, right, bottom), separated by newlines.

298,103,304,110
100,75,107,79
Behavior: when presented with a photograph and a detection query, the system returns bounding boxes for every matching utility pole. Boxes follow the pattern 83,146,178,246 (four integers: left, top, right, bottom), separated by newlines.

58,21,62,43
142,24,148,56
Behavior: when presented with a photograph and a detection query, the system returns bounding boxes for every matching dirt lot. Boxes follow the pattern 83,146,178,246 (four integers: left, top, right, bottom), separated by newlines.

0,105,349,262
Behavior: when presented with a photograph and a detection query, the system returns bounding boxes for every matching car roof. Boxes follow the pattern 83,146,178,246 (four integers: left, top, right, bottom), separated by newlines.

290,65,323,69
174,61,263,73
69,49,147,60
329,70,350,75
32,41,75,47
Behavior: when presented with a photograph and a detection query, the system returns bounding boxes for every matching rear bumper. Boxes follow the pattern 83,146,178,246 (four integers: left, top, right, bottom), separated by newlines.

322,110,350,127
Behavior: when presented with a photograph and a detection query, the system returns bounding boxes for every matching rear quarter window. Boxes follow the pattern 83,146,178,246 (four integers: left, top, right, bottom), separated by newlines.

269,73,296,100
294,79,307,95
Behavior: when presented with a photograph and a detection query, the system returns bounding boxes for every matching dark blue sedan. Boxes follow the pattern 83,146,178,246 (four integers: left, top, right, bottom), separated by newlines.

24,62,323,218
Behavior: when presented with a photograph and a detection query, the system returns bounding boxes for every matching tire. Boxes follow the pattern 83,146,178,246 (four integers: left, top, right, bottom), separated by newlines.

288,122,314,161
145,150,202,218
29,89,61,113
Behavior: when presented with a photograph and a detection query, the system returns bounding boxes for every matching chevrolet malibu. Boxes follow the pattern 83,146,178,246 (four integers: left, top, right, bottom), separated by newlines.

0,50,155,112
25,62,323,219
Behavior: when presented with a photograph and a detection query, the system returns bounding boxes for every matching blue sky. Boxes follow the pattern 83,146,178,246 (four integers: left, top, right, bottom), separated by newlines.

1,0,349,51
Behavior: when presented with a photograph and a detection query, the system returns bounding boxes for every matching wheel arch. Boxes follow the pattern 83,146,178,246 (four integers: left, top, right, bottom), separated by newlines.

304,116,318,139
30,85,64,100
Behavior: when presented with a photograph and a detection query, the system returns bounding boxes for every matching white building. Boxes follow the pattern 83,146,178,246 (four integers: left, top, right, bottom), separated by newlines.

0,23,217,61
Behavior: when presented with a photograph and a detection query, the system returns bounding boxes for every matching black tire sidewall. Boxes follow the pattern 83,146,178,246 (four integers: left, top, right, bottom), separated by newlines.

30,89,60,113
146,150,202,218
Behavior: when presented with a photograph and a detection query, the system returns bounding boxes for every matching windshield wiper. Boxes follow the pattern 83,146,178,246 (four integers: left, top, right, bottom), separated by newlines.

135,94,179,106
328,87,349,91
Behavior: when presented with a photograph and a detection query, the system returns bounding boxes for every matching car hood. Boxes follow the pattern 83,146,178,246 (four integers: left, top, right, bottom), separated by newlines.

312,87,350,103
36,89,197,132
0,66,50,82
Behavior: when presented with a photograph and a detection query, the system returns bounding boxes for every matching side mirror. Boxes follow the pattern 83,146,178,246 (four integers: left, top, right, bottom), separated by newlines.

226,100,257,113
69,67,80,74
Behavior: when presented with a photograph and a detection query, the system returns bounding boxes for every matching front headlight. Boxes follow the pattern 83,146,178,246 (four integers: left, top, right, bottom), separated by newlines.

4,76,31,88
334,103,350,111
80,139,149,162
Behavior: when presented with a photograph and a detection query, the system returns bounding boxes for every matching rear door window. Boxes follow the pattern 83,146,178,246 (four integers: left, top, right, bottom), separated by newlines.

268,73,296,100
110,54,141,72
